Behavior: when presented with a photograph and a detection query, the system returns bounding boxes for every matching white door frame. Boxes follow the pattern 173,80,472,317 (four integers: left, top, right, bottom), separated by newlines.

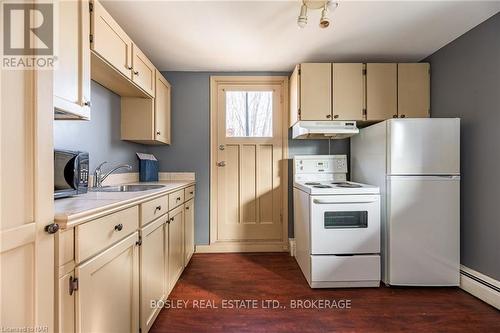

198,76,289,253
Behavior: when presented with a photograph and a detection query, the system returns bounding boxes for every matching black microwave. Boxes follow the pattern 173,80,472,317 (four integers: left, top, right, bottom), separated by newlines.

54,150,89,199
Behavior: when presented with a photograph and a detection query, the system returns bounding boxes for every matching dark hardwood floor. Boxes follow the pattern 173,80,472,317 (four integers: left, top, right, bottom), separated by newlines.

150,253,499,333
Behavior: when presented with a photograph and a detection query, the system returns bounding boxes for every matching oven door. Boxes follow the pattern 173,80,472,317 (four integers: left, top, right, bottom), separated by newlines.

310,194,380,255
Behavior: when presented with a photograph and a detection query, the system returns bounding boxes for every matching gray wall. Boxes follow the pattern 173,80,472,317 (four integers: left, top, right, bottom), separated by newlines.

425,13,500,280
54,81,143,172
149,72,349,244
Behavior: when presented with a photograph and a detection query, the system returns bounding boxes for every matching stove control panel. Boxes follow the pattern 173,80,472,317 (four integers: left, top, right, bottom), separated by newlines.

294,155,348,174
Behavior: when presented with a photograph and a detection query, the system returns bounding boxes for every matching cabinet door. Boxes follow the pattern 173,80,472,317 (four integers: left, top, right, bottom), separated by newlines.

91,0,133,79
184,199,195,266
168,206,184,292
155,70,171,144
54,0,91,119
366,63,397,121
132,44,156,97
398,63,430,118
76,232,139,333
333,63,365,121
140,217,167,333
58,272,75,333
299,63,332,120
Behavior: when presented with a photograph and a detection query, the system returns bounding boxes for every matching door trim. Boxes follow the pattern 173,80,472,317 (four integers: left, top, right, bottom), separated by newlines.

208,76,289,252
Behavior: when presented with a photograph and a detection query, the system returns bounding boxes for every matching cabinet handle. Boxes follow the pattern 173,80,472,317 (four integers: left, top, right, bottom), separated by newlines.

400,114,406,118
326,114,332,119
84,101,91,107
217,161,226,167
393,115,398,118
127,66,133,70
135,237,142,246
114,223,123,231
156,130,161,136
186,206,190,210
154,205,162,213
170,217,174,222
190,191,194,195
176,197,181,201
134,71,139,75
333,115,339,119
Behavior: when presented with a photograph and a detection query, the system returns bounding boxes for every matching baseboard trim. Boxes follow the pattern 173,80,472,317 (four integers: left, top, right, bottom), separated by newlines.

460,265,500,310
289,238,296,257
196,242,288,253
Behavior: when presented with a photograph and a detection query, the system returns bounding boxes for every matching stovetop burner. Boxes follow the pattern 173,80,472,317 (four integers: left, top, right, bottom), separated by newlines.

305,182,321,185
313,185,333,188
332,182,362,188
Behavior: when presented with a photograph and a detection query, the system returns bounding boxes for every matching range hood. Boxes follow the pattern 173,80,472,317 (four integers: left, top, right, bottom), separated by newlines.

292,121,359,139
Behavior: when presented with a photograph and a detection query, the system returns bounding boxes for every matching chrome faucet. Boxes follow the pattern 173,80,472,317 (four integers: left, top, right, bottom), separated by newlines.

93,161,132,188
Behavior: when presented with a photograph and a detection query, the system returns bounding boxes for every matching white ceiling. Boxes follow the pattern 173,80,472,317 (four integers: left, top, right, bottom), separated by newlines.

102,1,500,72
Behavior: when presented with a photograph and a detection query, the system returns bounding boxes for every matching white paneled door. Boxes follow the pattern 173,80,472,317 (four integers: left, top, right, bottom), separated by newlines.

210,77,288,250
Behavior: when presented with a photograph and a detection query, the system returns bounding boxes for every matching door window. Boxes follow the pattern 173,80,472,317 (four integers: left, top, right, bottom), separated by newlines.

225,91,273,137
324,211,368,229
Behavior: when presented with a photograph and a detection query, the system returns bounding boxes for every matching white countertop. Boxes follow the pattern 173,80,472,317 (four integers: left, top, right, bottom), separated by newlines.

54,180,195,229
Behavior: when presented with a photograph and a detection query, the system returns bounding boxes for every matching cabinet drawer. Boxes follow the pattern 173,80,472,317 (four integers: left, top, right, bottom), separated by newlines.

184,185,195,201
168,189,184,210
141,195,168,226
76,206,139,263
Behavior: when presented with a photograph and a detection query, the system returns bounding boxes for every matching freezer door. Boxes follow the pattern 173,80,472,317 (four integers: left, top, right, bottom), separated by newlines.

388,118,460,175
387,176,460,286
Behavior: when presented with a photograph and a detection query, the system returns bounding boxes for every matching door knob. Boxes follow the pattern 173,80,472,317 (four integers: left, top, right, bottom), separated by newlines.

219,144,225,151
217,161,226,167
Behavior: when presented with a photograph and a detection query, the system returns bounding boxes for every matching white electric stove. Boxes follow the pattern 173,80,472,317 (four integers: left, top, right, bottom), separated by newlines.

293,155,381,288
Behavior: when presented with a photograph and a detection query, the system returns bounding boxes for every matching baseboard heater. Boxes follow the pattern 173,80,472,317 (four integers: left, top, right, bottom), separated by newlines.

460,265,500,310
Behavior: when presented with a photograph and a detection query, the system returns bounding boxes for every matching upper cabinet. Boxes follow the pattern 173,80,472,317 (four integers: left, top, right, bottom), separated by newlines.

365,63,398,121
154,70,171,144
54,0,91,120
132,45,156,97
398,63,430,118
333,63,365,121
91,0,132,79
297,63,332,121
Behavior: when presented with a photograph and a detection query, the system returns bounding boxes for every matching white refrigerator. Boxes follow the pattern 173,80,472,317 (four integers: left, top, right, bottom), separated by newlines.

351,118,460,286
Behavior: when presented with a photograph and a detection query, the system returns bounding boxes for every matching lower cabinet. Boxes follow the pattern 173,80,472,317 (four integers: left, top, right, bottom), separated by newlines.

76,232,139,333
184,199,195,266
167,205,184,293
140,216,168,333
58,272,76,333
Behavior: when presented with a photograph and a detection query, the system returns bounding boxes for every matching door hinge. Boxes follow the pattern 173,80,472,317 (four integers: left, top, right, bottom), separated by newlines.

89,2,93,12
89,34,93,43
69,276,79,296
362,68,367,75
136,235,142,246
298,68,301,75
363,108,367,116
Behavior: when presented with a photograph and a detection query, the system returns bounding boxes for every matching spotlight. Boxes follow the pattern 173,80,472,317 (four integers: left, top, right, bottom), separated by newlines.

297,3,308,28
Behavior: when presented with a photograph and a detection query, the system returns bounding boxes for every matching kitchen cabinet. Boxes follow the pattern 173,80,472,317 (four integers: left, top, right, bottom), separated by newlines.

57,272,75,333
168,205,184,292
132,44,156,97
398,63,430,118
333,63,365,121
76,232,139,333
366,63,398,121
91,0,132,79
184,199,195,266
290,63,332,124
140,216,168,333
121,71,171,144
54,0,91,120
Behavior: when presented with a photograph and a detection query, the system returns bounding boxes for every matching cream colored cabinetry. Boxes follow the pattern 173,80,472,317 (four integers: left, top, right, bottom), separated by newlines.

121,70,171,144
132,45,156,97
76,232,139,333
58,272,76,333
54,0,91,120
398,63,430,118
184,199,195,266
366,63,398,121
333,63,365,121
290,63,332,124
140,216,168,333
168,205,185,292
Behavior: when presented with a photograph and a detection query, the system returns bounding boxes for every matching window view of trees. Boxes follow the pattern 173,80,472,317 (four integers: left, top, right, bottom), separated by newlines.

226,91,273,137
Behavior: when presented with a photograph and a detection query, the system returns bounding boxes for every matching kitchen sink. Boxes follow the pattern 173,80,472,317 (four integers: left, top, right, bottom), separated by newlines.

91,184,165,192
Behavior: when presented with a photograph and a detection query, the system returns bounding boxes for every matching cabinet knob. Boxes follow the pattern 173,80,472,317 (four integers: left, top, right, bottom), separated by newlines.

400,114,406,118
114,223,123,231
133,71,139,75
393,115,398,118
127,66,133,70
156,130,161,136
176,197,181,201
326,114,332,119
186,206,189,210
217,161,226,167
333,115,339,119
154,205,162,213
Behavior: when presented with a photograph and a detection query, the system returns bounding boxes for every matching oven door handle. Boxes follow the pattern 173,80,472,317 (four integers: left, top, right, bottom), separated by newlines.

313,199,377,204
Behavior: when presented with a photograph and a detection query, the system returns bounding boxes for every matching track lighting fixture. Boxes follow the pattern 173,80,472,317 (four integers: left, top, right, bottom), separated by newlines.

297,1,338,29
